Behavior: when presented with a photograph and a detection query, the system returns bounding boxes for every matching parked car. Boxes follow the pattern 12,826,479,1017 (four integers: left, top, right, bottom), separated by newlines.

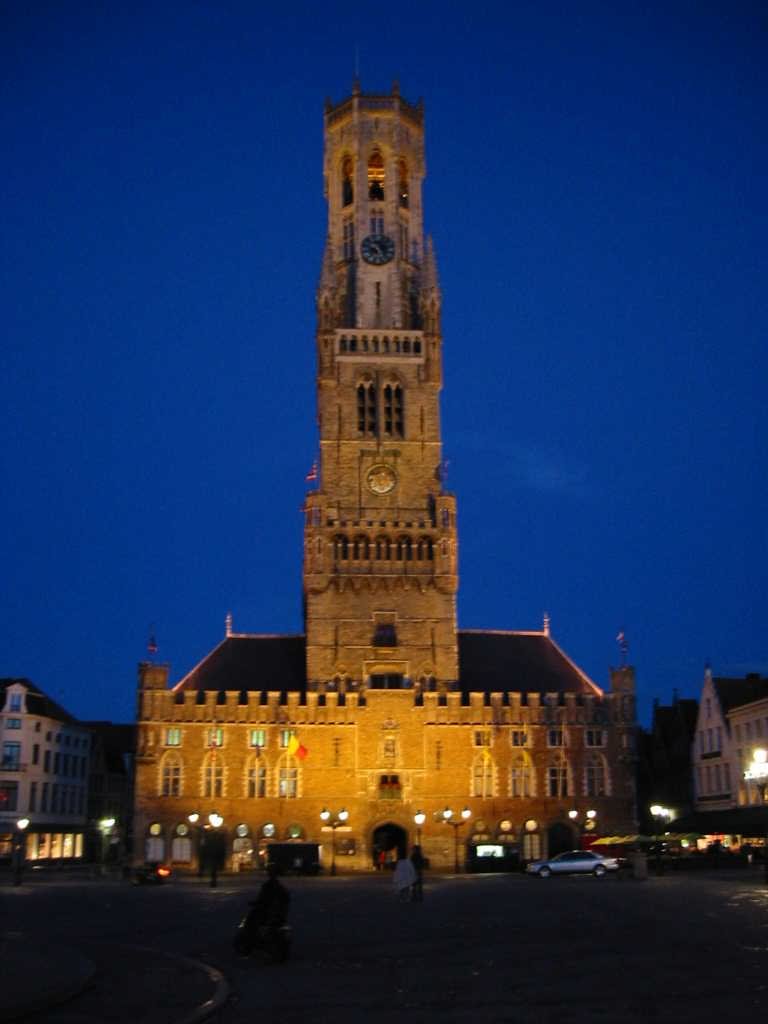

525,850,619,878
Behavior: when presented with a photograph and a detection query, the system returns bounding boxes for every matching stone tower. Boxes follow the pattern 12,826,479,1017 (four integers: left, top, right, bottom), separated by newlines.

303,82,458,695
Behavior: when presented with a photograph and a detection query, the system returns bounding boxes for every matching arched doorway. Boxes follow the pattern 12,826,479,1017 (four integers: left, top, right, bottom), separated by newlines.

372,822,407,870
547,821,575,857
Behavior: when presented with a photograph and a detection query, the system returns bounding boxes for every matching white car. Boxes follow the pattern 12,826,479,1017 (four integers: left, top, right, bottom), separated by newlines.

526,849,619,878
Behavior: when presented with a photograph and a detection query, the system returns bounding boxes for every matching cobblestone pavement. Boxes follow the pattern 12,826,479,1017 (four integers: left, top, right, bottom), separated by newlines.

3,868,768,1023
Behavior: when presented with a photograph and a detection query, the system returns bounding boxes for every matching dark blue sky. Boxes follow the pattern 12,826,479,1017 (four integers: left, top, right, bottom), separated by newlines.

2,2,766,727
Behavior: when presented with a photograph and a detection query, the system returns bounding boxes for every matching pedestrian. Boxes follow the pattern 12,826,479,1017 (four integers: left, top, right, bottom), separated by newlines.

377,848,387,871
393,855,417,901
410,845,425,902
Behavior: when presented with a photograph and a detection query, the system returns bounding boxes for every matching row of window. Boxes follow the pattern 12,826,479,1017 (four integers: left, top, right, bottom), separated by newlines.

332,535,436,561
356,382,404,437
156,753,609,800
0,718,88,748
340,152,409,207
160,726,606,749
340,336,421,355
0,741,87,777
0,779,86,815
696,761,731,797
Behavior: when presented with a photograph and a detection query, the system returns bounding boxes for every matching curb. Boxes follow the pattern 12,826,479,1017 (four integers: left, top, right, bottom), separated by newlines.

125,946,230,1024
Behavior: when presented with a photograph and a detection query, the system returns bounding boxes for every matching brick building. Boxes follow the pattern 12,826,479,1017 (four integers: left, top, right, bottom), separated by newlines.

134,83,637,872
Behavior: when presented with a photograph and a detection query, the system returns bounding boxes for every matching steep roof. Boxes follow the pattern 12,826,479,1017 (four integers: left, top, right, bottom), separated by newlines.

457,630,603,695
0,678,78,724
169,630,601,695
714,674,768,715
173,635,307,693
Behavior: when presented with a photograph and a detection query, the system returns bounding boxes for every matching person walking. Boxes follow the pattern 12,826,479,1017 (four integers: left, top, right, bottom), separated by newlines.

409,845,425,902
393,855,417,901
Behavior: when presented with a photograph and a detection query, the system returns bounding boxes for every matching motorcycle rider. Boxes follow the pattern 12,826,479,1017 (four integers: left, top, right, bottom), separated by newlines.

251,863,290,926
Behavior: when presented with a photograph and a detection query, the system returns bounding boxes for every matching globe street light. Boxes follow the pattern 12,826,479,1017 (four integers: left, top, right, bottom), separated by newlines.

568,808,597,848
650,804,674,875
98,817,116,877
442,807,471,873
744,748,768,883
13,818,29,886
320,808,349,875
413,810,426,846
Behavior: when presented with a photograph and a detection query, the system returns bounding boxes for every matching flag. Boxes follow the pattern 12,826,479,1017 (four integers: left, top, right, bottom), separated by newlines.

616,631,629,655
296,743,308,760
305,461,318,482
147,632,158,655
287,734,299,756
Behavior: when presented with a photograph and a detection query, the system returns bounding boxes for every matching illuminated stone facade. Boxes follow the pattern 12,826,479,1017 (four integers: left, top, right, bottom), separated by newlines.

134,84,638,872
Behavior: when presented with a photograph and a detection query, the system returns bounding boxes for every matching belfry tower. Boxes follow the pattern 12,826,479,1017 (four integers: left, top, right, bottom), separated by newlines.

303,82,458,694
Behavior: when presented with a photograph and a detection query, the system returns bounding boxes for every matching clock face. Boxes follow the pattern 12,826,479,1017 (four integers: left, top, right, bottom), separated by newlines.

366,464,397,495
361,234,395,265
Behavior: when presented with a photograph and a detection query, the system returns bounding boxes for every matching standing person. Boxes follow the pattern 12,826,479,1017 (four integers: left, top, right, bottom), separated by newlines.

410,845,425,902
393,855,417,901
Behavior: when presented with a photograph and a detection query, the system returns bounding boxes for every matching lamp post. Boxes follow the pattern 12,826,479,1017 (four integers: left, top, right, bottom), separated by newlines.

320,808,349,875
442,807,471,873
206,812,225,887
413,810,426,846
650,804,673,875
744,747,768,883
568,808,597,848
13,817,29,886
98,817,116,877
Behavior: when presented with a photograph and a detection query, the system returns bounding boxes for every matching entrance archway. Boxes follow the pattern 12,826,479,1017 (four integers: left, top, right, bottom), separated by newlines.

547,821,575,857
372,822,407,870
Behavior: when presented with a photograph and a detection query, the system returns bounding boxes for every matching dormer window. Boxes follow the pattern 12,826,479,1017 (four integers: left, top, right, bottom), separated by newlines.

341,155,354,206
368,151,384,200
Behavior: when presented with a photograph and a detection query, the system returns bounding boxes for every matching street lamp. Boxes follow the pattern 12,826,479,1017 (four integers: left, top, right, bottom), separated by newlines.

442,807,471,873
568,808,597,848
205,812,225,887
98,817,116,877
187,812,204,876
13,818,29,886
744,748,768,883
650,804,674,875
320,808,349,875
413,810,426,846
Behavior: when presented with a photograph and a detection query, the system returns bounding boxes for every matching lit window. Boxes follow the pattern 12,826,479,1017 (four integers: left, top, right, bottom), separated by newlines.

249,729,266,749
472,756,493,798
247,764,267,798
279,730,295,749
165,728,181,746
279,765,298,798
207,728,224,748
161,756,182,797
368,151,384,200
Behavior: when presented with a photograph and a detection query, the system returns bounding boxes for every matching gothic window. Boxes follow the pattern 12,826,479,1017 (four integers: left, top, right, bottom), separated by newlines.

353,535,369,559
203,756,223,798
341,155,354,206
247,760,267,798
547,756,569,797
334,534,349,559
368,151,384,200
343,218,355,260
160,755,182,797
398,158,409,208
585,755,607,797
399,218,409,257
420,674,436,691
357,382,377,436
396,535,412,560
370,211,384,234
510,754,533,797
278,758,298,798
416,537,433,560
471,754,493,798
383,383,404,437
370,673,405,689
375,536,391,560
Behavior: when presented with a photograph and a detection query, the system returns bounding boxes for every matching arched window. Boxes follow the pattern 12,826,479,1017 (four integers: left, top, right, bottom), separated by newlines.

396,535,412,560
585,755,608,797
398,158,409,208
368,151,385,200
203,754,224,798
277,755,298,798
357,382,377,436
383,383,404,437
546,755,569,798
416,537,433,560
472,754,494,798
246,757,267,798
341,155,354,206
375,536,390,560
334,534,348,560
510,754,534,797
353,535,369,559
160,754,182,797
419,674,436,691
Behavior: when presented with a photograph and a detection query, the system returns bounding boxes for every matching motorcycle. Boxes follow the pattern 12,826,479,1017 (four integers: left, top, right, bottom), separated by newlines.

233,902,292,963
